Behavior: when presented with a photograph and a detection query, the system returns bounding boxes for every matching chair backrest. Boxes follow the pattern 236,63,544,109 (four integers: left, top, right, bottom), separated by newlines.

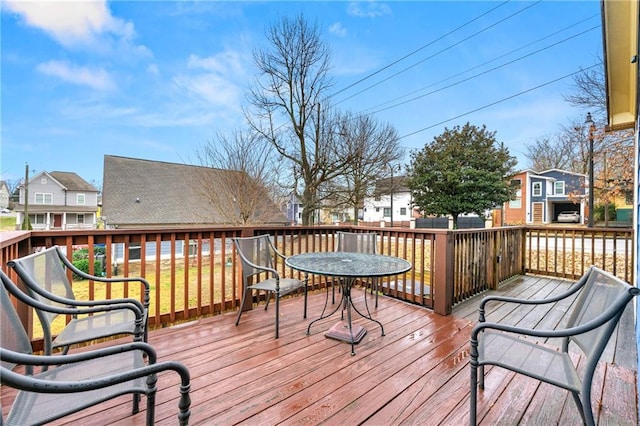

566,266,639,361
7,246,76,337
336,231,377,254
0,270,35,370
233,235,276,281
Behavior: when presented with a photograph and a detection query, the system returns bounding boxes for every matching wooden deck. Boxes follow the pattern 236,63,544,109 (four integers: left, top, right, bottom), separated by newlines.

2,275,638,425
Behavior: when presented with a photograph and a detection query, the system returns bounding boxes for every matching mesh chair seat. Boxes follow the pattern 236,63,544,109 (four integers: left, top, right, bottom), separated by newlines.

249,277,306,295
53,308,141,349
478,331,581,392
5,350,147,425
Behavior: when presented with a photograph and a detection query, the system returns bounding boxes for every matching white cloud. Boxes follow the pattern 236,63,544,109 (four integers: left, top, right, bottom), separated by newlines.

36,60,116,91
176,50,249,108
187,51,245,76
3,0,136,48
347,2,391,18
329,22,347,37
147,64,160,75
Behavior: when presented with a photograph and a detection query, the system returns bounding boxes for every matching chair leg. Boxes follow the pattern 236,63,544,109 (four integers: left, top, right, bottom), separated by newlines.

303,282,308,319
274,293,280,339
374,278,379,308
265,291,272,310
573,390,591,425
469,337,479,426
177,381,191,426
235,288,249,326
145,374,158,422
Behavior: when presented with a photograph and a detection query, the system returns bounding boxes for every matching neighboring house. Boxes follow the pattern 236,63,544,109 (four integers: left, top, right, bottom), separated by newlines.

503,169,587,225
363,176,416,225
0,181,9,209
15,171,99,230
282,193,302,225
102,155,288,229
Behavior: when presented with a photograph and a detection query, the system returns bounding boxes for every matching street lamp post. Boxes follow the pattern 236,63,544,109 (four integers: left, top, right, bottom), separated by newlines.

585,112,595,228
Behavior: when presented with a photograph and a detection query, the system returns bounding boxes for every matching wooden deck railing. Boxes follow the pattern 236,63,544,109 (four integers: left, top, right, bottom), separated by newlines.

0,224,632,349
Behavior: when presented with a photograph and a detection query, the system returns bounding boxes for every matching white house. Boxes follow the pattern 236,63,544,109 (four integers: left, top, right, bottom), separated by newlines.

362,176,416,225
16,171,99,230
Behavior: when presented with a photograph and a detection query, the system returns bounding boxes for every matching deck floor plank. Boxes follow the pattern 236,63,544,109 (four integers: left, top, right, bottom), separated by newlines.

2,275,637,426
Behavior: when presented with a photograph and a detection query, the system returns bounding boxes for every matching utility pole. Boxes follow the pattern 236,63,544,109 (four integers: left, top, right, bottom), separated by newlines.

585,113,595,228
21,162,32,230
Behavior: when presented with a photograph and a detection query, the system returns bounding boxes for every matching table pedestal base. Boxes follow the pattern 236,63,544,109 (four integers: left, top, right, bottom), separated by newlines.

325,321,367,343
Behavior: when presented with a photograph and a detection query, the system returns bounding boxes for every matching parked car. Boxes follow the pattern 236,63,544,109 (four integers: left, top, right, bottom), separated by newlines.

557,211,580,223
0,208,10,214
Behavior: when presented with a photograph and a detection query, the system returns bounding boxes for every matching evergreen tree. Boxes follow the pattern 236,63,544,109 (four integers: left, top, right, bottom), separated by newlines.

407,123,517,228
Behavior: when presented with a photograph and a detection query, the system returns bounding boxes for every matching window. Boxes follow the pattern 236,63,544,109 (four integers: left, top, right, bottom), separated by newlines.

76,193,86,205
554,181,565,195
35,193,53,204
509,199,522,208
375,207,380,213
625,190,633,205
77,214,85,224
31,214,46,224
532,182,542,196
383,208,391,217
511,179,522,196
400,207,407,216
374,195,381,201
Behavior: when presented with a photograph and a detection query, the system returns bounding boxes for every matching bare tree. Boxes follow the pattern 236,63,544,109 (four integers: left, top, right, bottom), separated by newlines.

5,179,21,202
329,113,404,224
194,129,285,225
246,14,348,225
525,119,595,174
563,63,607,119
527,60,634,218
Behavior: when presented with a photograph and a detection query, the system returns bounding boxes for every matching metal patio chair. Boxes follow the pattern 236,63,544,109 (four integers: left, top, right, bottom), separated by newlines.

0,270,191,426
233,235,308,339
469,266,640,426
7,245,150,355
336,231,380,307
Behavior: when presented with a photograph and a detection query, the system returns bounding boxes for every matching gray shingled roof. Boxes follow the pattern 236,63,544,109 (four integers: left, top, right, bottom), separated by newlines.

49,171,98,192
102,155,288,227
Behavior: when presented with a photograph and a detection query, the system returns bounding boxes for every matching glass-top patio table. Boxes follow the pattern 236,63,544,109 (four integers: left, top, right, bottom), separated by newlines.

286,251,411,355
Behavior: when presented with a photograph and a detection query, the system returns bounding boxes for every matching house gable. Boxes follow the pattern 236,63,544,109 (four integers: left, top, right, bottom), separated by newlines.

102,155,288,228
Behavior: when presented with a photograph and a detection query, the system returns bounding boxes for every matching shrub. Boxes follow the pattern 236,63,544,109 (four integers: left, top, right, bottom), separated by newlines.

71,249,104,280
594,204,616,222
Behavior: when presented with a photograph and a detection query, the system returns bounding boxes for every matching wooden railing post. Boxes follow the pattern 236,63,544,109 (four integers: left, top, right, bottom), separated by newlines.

433,231,454,315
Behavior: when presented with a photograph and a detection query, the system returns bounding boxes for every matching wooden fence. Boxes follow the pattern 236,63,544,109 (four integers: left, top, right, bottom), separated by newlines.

0,224,632,349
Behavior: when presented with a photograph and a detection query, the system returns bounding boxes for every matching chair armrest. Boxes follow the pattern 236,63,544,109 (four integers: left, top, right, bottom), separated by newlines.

1,344,191,393
1,341,157,366
478,271,590,322
56,247,150,308
2,275,144,319
472,290,631,341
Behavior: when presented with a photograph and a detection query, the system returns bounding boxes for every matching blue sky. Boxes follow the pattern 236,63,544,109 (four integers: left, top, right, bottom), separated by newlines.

1,1,603,186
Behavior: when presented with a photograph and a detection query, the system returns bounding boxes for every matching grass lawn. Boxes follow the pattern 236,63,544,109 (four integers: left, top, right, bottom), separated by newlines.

0,215,17,231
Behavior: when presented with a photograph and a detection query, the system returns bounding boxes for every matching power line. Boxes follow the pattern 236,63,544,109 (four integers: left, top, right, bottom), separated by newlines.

334,0,542,105
398,64,600,140
367,25,599,115
329,0,512,99
361,14,599,114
